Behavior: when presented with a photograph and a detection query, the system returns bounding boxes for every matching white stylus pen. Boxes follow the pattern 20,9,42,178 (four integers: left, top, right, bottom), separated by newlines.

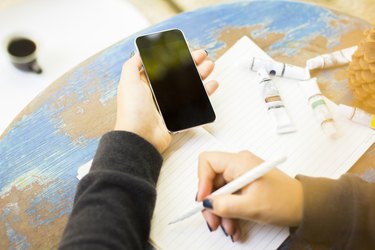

168,155,287,225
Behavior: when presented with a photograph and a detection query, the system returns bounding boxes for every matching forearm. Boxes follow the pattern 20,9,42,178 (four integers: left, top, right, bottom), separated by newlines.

292,174,375,249
59,131,163,250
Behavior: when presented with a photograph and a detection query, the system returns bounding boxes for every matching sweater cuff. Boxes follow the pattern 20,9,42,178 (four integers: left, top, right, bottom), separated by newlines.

91,131,163,186
292,175,354,246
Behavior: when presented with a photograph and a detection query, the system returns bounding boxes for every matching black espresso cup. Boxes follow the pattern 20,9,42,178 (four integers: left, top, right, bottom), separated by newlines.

6,37,43,74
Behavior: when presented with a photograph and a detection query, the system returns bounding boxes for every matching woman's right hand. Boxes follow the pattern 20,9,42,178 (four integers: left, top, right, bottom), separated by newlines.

197,151,303,242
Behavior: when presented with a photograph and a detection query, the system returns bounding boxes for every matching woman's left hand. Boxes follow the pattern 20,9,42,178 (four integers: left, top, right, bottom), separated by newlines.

114,49,219,153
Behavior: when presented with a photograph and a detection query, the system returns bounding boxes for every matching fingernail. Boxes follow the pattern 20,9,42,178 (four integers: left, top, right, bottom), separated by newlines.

220,225,228,237
206,222,212,232
195,192,198,201
204,49,208,55
203,199,213,209
231,228,236,242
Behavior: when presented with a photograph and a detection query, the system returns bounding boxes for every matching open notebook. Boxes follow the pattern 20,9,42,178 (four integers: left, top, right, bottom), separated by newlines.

148,36,375,249
77,36,375,249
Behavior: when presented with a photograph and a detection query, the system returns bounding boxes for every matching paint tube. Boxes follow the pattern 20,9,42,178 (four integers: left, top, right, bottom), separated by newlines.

249,57,310,80
338,104,375,129
300,78,338,138
306,46,357,70
256,68,296,134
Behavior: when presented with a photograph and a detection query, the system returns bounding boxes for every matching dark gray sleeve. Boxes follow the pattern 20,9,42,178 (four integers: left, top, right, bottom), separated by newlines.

291,174,375,249
59,131,163,250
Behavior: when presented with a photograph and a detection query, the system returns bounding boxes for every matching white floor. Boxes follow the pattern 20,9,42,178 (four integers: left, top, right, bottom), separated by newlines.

0,0,150,134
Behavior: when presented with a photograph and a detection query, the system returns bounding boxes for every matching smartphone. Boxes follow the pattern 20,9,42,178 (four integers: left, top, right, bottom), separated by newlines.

135,29,216,133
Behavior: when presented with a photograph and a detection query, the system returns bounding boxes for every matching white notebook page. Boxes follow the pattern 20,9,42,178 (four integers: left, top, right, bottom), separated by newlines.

150,36,375,249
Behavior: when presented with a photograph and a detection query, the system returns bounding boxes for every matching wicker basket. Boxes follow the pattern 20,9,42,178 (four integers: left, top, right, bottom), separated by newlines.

348,26,375,113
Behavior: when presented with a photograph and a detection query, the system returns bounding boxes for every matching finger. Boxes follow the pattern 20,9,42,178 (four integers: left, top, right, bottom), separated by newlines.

198,151,263,202
204,80,219,96
202,210,221,232
121,53,143,82
220,218,236,237
213,174,226,190
203,194,250,219
192,49,208,65
221,218,242,242
197,151,235,201
197,60,214,80
197,151,245,201
232,221,242,242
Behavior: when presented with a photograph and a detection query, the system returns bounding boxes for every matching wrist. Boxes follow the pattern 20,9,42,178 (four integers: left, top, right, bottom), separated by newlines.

289,179,303,227
92,131,163,180
114,123,169,154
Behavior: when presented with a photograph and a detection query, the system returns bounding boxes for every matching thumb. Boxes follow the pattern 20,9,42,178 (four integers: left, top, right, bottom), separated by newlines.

120,53,143,83
203,194,249,219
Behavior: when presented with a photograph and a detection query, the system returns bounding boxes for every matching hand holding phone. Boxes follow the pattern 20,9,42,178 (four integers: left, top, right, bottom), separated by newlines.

115,47,218,153
135,29,216,133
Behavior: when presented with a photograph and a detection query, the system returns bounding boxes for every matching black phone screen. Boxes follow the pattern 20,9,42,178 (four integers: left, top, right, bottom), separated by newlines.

135,29,216,132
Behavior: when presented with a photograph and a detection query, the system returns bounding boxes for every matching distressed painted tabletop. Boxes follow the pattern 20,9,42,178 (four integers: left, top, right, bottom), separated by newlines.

1,1,374,249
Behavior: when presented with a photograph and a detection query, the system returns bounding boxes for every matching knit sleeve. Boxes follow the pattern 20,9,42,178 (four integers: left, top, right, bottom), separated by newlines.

59,131,163,250
292,174,375,249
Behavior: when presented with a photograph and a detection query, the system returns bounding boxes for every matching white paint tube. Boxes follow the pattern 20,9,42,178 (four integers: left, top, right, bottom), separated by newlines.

249,57,310,80
306,46,357,70
300,78,338,138
338,104,375,130
256,68,296,134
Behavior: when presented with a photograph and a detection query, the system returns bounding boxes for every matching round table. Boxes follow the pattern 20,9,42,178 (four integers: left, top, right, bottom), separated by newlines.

1,1,373,249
